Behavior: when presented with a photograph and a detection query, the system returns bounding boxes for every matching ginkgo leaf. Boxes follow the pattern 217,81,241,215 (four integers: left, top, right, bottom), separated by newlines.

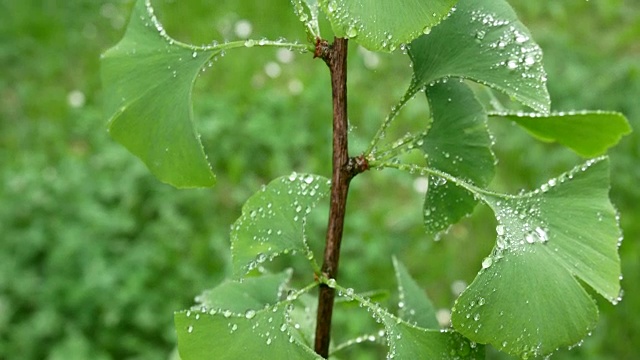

333,283,482,359
291,0,321,39
452,157,622,358
231,173,331,277
175,303,321,360
409,0,550,113
377,305,483,359
319,0,458,52
491,111,632,157
194,270,292,314
422,81,495,237
393,257,438,329
101,0,218,188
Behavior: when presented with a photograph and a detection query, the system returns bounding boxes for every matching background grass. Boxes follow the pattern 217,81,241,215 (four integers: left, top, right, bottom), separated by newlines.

0,0,638,358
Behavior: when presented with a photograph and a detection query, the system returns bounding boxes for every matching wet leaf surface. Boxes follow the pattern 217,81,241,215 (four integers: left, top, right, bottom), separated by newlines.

409,0,550,113
453,157,622,357
231,173,330,277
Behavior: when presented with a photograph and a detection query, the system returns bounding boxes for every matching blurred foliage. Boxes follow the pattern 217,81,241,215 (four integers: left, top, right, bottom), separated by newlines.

0,0,637,359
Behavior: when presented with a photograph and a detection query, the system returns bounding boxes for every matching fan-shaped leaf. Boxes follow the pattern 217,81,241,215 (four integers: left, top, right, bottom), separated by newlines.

409,0,550,113
491,111,632,157
320,0,458,52
291,0,321,39
393,257,438,329
422,81,495,237
333,283,482,359
379,311,483,359
452,157,621,358
176,271,320,359
101,0,218,188
231,173,330,277
175,304,321,360
194,270,292,314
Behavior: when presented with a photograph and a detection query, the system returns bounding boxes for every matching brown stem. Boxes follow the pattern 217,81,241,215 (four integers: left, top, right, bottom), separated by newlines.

314,37,351,358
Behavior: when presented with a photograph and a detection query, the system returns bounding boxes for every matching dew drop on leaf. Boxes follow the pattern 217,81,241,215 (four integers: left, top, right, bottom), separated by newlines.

481,257,493,269
346,25,358,38
327,0,337,13
245,309,256,319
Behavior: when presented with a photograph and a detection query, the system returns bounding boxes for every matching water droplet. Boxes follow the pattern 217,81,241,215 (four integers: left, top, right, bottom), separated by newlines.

525,232,536,244
524,55,536,66
326,278,337,288
525,226,548,244
187,325,193,333
244,39,255,48
327,0,337,13
514,33,528,44
346,26,358,38
245,309,256,319
423,26,432,35
481,257,493,269
535,226,549,242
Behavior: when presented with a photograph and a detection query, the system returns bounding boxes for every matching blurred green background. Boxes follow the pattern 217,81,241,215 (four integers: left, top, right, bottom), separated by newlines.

0,0,637,359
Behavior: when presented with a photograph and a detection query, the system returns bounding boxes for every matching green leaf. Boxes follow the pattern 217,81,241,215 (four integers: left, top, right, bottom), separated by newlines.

286,292,319,347
101,0,218,188
175,304,321,360
334,283,482,359
409,0,550,113
176,273,319,359
392,257,438,329
291,0,321,39
452,157,622,358
422,81,495,237
319,0,458,52
231,173,331,277
491,111,632,157
379,312,483,359
194,270,292,314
